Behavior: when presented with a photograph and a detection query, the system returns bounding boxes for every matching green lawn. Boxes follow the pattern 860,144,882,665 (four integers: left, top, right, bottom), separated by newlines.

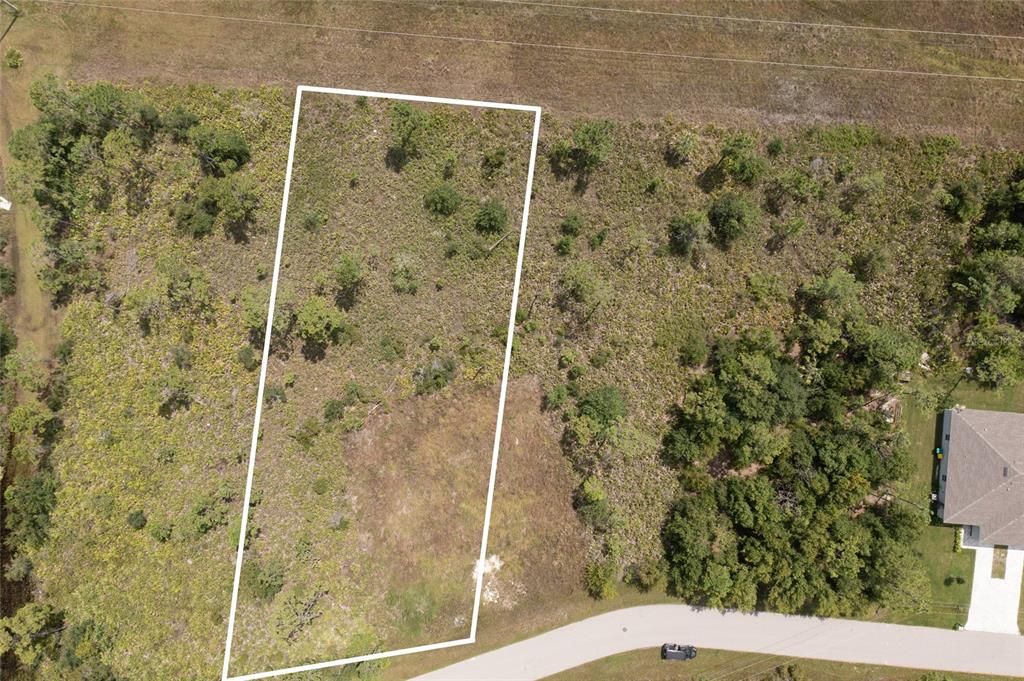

896,374,1024,630
546,648,1016,681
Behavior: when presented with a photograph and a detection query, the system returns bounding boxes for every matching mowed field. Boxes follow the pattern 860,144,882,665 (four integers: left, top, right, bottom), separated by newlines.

3,0,1024,142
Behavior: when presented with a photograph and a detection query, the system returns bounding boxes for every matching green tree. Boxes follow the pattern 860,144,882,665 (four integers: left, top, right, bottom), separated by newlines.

188,124,250,175
387,101,428,169
708,191,760,248
718,134,767,186
0,602,63,667
668,211,709,257
474,199,508,234
577,385,627,427
423,183,463,216
295,295,346,348
3,472,57,551
164,104,199,142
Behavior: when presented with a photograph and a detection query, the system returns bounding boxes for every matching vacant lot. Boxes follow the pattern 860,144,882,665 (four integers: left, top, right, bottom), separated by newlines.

227,93,536,674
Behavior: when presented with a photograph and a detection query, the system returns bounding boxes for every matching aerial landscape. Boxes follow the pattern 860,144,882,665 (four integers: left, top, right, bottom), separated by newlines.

0,2,1022,681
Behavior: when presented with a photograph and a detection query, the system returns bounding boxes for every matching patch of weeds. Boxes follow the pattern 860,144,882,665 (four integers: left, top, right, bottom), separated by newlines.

414,356,457,394
240,559,285,602
391,257,419,294
264,385,286,407
291,418,322,452
481,147,506,179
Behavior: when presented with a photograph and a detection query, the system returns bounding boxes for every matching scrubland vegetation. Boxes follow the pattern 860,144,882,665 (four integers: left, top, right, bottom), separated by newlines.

2,75,1024,680
228,93,534,674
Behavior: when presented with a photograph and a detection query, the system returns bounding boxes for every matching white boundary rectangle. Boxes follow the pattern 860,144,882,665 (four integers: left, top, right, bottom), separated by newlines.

222,86,542,681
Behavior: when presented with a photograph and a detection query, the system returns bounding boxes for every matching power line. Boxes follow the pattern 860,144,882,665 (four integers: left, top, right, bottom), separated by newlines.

476,0,1024,41
32,0,1024,84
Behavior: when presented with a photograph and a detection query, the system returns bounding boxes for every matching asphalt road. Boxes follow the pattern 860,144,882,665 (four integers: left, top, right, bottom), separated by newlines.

412,605,1024,680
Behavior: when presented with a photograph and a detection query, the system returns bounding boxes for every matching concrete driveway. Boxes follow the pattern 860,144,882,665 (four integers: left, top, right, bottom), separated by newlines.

964,546,1024,635
412,605,1024,680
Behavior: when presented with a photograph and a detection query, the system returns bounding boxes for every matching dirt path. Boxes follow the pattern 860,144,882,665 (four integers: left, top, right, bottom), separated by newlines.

0,9,65,356
0,4,68,658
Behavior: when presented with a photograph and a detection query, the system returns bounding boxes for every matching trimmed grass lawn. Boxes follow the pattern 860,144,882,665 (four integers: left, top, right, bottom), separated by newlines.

896,375,1024,630
546,648,1016,681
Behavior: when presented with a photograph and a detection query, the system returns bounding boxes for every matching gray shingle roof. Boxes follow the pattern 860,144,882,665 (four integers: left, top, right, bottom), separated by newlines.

943,408,1024,548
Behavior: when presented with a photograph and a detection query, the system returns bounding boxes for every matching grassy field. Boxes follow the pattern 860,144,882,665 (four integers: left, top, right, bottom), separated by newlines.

546,648,1017,681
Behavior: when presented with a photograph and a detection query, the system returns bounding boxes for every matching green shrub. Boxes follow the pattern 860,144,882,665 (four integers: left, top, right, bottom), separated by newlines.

387,101,428,169
668,211,709,257
323,398,346,422
544,384,569,410
6,554,33,581
291,418,322,451
626,558,665,592
330,253,364,304
474,199,508,234
584,559,618,600
552,120,614,178
943,179,984,223
589,228,608,250
965,314,1024,387
149,521,172,543
574,477,617,533
156,447,175,464
415,356,457,394
188,124,250,175
719,134,767,186
481,148,506,178
677,326,710,367
236,345,258,371
301,209,325,231
708,191,760,247
560,262,609,307
4,48,24,69
379,334,406,362
163,105,199,142
391,258,419,294
852,244,891,283
747,272,783,306
0,264,17,298
665,132,696,167
441,152,457,179
3,472,56,551
264,384,286,406
295,295,346,347
578,385,627,426
554,236,574,255
126,510,147,530
423,183,463,216
240,559,285,602
560,212,584,236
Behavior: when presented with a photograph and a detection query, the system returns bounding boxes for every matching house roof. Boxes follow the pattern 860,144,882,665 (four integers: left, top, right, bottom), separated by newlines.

943,408,1024,548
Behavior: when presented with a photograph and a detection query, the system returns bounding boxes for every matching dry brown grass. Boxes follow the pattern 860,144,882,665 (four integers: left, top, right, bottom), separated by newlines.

5,0,1024,143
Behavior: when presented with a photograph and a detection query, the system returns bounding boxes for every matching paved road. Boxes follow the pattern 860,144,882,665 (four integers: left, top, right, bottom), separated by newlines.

413,605,1024,680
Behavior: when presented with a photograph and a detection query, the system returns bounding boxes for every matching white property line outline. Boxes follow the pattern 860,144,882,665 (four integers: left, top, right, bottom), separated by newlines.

222,85,542,681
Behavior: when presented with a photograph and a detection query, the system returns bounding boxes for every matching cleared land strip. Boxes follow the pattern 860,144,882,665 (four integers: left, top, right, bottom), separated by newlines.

30,0,1024,83
411,605,1024,680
